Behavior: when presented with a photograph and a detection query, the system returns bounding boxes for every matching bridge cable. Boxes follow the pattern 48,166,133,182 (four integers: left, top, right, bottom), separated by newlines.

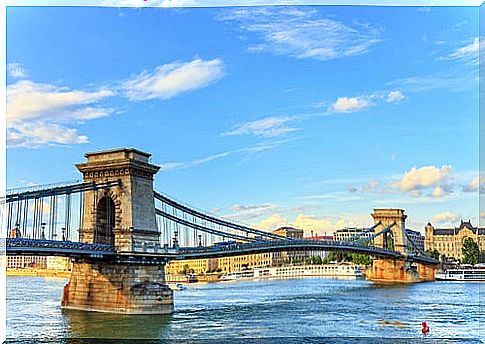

405,233,426,256
344,222,382,243
15,199,21,230
78,192,84,241
5,180,121,203
358,222,396,246
155,208,258,243
32,198,37,239
39,197,45,239
65,193,71,241
93,187,98,243
153,191,288,241
22,199,28,237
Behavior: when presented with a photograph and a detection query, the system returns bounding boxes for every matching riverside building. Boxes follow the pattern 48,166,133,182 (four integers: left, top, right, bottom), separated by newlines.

424,220,485,260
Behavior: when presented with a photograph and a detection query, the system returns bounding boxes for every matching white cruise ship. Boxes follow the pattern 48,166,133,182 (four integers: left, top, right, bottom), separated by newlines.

219,264,363,281
435,267,485,282
219,270,255,281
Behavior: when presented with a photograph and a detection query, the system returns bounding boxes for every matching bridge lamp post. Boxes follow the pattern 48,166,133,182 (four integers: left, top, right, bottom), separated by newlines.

173,230,179,249
14,223,20,238
62,227,66,241
41,222,46,240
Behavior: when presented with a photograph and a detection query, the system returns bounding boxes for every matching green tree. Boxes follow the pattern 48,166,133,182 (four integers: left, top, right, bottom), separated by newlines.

350,254,372,266
462,238,479,265
327,251,352,263
426,249,440,260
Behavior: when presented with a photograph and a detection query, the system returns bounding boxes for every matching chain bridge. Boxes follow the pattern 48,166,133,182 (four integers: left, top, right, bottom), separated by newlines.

3,148,439,314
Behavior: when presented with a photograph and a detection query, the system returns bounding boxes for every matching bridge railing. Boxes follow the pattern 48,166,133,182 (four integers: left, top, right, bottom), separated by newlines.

6,238,116,253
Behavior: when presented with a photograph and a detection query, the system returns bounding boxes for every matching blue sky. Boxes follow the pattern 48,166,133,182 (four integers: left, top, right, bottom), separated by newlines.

6,5,481,234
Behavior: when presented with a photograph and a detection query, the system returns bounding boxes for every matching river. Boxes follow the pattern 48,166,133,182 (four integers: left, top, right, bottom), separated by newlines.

5,276,484,343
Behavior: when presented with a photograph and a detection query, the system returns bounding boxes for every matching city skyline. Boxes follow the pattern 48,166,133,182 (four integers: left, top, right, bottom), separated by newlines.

6,5,480,235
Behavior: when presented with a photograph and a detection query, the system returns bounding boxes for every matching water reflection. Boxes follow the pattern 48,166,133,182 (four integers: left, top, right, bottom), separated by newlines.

62,309,171,339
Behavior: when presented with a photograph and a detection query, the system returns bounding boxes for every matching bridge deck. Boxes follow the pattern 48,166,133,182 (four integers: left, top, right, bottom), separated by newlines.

5,238,439,266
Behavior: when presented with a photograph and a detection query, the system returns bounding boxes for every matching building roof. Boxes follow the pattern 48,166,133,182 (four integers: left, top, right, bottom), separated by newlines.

273,226,303,233
433,220,485,236
405,228,423,236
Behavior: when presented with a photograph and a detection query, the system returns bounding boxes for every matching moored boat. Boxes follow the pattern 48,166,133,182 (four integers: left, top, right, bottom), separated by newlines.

219,264,364,281
167,283,187,291
435,267,485,281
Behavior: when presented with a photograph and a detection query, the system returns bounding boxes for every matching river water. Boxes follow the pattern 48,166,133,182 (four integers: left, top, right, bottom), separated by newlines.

5,276,485,343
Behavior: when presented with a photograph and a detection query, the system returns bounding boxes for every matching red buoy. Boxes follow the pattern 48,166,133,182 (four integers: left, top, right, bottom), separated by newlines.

421,321,430,335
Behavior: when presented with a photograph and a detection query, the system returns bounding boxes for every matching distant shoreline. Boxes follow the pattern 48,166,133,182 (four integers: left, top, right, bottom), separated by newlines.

6,269,71,278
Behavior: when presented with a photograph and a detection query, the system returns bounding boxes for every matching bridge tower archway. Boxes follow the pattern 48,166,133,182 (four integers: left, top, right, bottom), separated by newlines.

372,208,408,255
76,148,161,252
95,195,116,245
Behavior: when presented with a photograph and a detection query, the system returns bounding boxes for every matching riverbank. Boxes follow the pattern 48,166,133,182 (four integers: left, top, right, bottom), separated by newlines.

7,269,71,278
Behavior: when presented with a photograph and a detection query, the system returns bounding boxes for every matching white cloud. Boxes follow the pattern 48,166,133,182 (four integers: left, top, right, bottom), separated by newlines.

293,214,336,234
7,80,113,124
218,7,381,61
225,203,276,221
253,212,363,236
7,80,114,147
122,58,224,101
389,74,476,93
8,123,88,147
7,63,27,78
430,186,444,198
386,90,405,103
390,165,453,192
327,90,404,114
330,96,372,113
158,140,288,171
432,211,460,224
223,116,297,137
462,176,480,192
447,37,479,64
253,213,288,231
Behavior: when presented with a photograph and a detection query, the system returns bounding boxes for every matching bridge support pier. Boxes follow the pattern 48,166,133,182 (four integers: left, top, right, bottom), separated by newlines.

61,260,173,314
367,259,437,283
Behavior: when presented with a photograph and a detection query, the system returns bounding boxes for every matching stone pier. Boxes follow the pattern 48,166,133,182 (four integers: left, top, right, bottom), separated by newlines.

61,148,173,314
367,258,437,283
367,209,437,283
61,260,173,314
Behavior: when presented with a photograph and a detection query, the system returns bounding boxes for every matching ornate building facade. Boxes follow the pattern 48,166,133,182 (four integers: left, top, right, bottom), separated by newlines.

424,220,485,260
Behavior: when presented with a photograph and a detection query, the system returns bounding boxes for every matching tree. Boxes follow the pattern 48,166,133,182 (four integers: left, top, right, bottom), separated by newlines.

327,251,352,263
350,254,372,266
425,249,440,260
462,238,479,265
181,264,190,275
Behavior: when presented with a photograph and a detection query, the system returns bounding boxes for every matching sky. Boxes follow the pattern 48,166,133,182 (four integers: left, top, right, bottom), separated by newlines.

5,4,481,235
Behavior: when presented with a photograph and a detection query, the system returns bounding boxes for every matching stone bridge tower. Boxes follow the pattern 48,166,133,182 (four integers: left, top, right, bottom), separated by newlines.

61,148,173,314
76,148,160,253
368,208,437,283
371,208,408,255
